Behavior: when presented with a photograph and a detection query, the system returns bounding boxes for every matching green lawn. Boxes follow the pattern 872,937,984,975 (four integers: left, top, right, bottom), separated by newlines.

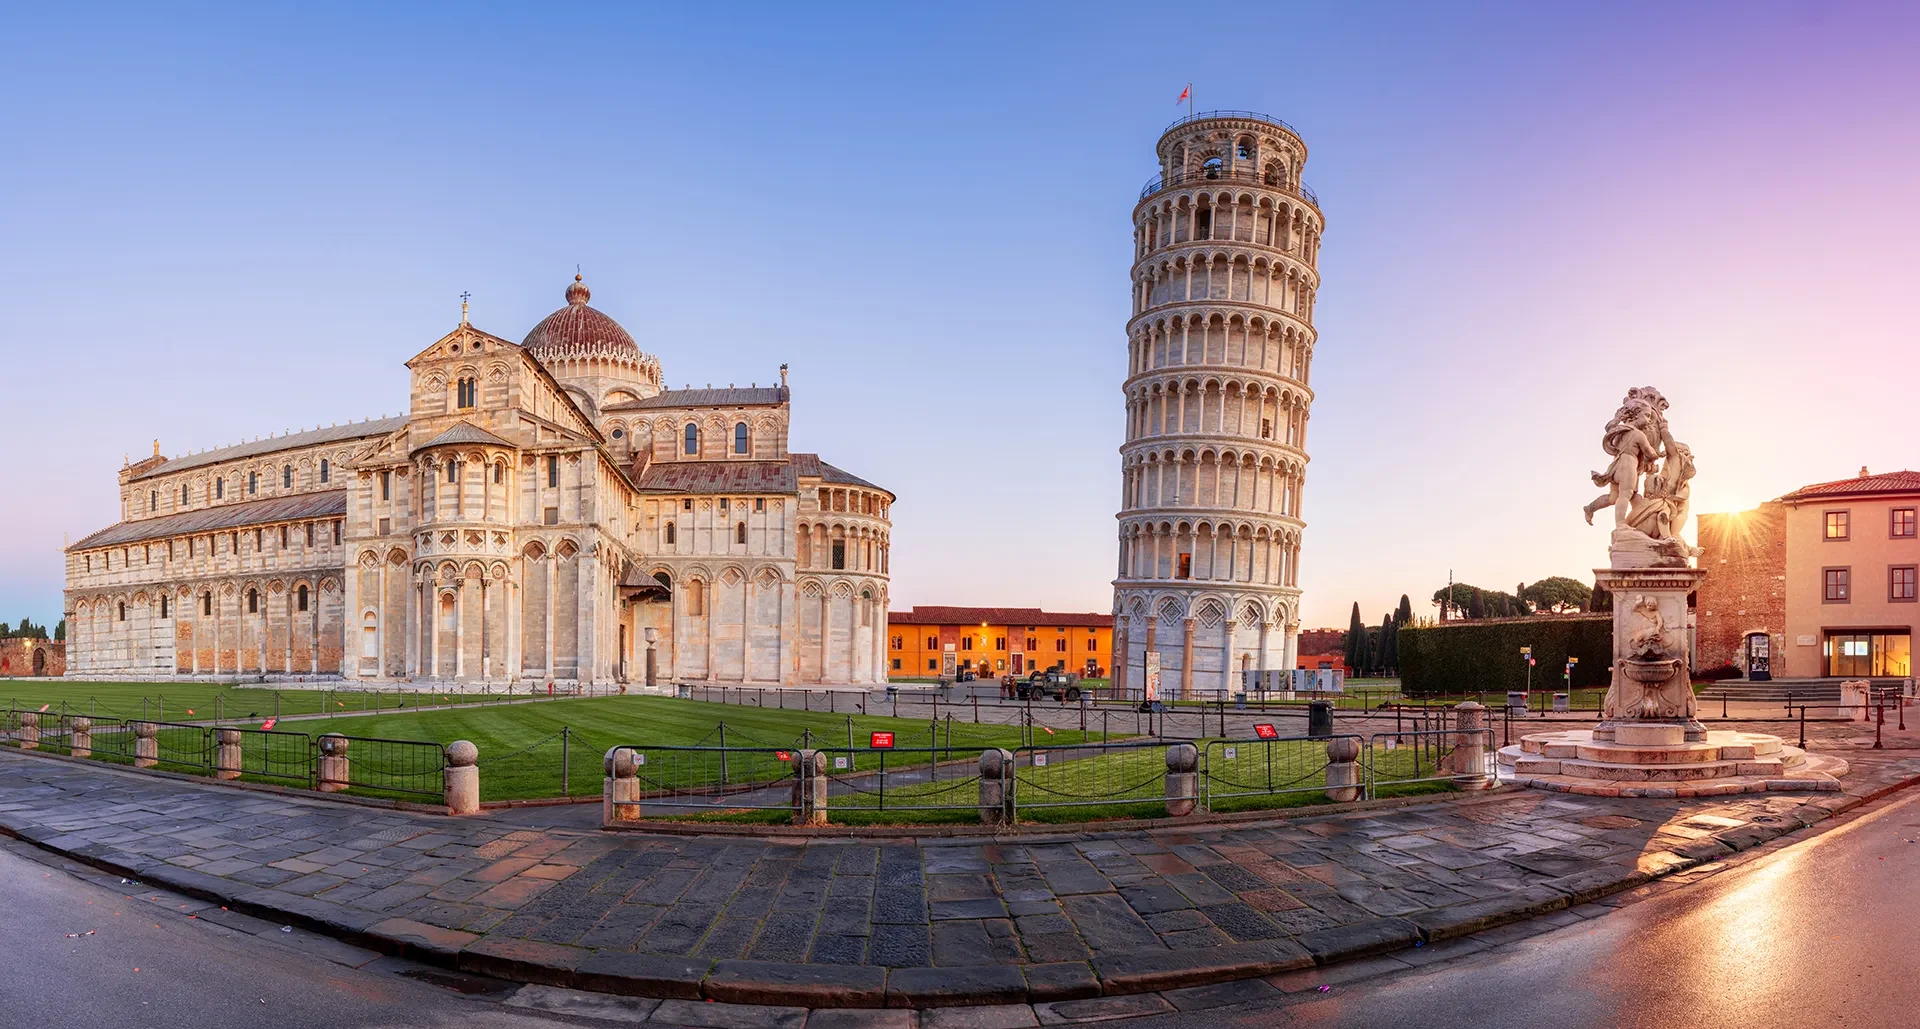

1,680,539,722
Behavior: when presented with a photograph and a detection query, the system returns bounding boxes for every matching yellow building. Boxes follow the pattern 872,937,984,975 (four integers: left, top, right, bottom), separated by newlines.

887,606,1113,679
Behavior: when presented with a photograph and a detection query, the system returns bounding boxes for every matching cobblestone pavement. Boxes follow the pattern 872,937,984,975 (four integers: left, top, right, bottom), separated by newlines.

1,720,1915,1007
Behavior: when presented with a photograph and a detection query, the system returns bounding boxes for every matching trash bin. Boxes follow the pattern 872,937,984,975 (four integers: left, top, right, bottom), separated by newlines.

676,683,692,700
1552,692,1569,712
1234,691,1247,711
1506,691,1528,717
1308,699,1334,739
885,686,898,701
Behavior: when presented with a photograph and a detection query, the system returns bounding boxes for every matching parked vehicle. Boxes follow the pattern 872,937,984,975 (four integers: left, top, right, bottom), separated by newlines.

1017,669,1082,702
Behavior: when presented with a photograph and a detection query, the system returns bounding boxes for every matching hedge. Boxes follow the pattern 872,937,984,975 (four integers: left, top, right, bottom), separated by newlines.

1398,615,1611,695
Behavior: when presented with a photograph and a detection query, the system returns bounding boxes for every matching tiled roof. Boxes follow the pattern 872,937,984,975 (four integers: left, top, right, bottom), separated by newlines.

1779,470,1920,502
71,491,347,550
632,461,799,494
889,606,1113,628
413,421,514,452
605,387,788,411
131,418,407,482
521,276,647,363
791,453,888,493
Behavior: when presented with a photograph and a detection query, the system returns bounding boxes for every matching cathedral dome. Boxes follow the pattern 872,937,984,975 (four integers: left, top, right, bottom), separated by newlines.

521,275,642,363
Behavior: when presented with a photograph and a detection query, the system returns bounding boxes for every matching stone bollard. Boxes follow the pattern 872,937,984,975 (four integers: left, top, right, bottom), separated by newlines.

791,749,827,826
316,733,350,792
444,740,480,815
1164,743,1199,816
1324,737,1362,802
1450,701,1492,789
18,711,39,750
213,728,243,780
133,721,159,768
70,717,92,759
978,748,1014,826
603,746,641,824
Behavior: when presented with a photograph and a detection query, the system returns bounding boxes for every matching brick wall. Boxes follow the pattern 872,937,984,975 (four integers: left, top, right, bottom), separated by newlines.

0,639,66,677
1696,502,1786,674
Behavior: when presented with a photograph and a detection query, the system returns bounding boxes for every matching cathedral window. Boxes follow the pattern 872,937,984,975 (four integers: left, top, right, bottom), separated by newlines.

182,484,189,505
754,498,764,512
160,595,169,619
547,456,558,487
118,603,126,621
492,463,502,484
719,498,729,510
283,465,292,488
248,472,257,494
149,490,156,512
544,507,559,525
457,377,477,408
254,529,262,550
215,477,224,499
247,589,258,614
733,422,748,455
683,499,693,511
320,459,330,483
664,522,676,545
381,471,391,500
447,461,459,483
202,592,211,616
306,523,314,547
687,579,705,617
297,585,309,612
831,541,846,570
280,526,289,548
684,423,699,456
735,522,746,545
332,520,341,545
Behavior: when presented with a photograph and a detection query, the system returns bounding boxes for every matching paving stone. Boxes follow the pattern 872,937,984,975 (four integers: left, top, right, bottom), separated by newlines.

922,1005,1039,1029
651,998,807,1029
705,958,888,1007
868,923,932,967
1404,885,1570,941
889,965,1029,1008
1162,976,1283,1011
1091,939,1311,994
456,936,588,987
1035,993,1173,1025
931,898,1007,920
1061,894,1159,952
1022,961,1099,1002
504,984,662,1022
806,1009,919,1029
571,949,710,999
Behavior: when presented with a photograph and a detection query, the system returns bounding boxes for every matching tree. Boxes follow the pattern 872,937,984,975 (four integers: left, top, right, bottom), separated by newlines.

1523,576,1594,613
1467,588,1486,620
1591,581,1612,612
1431,583,1478,619
1395,595,1414,627
1374,613,1394,676
0,621,9,637
1345,603,1366,672
54,619,66,641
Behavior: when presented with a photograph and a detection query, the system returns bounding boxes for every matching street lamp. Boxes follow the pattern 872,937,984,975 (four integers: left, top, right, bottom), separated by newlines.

643,626,658,690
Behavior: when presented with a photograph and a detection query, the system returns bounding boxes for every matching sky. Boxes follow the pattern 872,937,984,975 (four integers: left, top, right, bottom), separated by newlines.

2,1,1917,632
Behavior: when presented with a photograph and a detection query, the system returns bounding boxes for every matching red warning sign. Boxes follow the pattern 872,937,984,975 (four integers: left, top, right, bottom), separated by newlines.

1252,723,1280,740
870,731,895,749
775,751,792,761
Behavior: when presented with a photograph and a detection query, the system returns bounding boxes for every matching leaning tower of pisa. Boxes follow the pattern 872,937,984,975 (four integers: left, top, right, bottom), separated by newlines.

1112,111,1323,698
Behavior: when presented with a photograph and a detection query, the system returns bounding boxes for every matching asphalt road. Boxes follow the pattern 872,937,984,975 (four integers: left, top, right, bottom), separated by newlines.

0,841,589,1029
1120,787,1920,1028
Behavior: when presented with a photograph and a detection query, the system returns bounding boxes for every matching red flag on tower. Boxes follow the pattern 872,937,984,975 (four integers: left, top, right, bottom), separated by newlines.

1176,84,1190,105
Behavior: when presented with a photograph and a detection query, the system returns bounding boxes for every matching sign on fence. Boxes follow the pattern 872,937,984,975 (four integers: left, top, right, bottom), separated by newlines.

1252,723,1279,740
869,732,895,749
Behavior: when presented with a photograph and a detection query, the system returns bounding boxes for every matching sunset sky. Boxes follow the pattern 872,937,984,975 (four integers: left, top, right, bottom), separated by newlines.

2,2,1916,631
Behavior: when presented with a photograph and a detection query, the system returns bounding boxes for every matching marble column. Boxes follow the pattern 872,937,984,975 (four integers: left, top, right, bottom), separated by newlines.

1181,617,1196,698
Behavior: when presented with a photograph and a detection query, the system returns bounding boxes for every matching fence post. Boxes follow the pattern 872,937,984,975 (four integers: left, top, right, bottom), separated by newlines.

718,724,728,784
793,749,827,826
604,746,640,824
561,727,572,797
1450,702,1492,789
70,717,93,759
1325,737,1362,802
213,728,243,780
978,748,1014,826
1164,742,1199,816
444,741,480,814
317,734,350,792
128,721,158,767
18,711,38,750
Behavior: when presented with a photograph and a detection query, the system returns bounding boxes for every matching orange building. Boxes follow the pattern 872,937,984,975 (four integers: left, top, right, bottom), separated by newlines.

887,606,1113,679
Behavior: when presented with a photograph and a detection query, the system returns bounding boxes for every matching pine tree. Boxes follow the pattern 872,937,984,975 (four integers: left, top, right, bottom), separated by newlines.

54,619,66,642
0,621,10,638
1345,602,1365,672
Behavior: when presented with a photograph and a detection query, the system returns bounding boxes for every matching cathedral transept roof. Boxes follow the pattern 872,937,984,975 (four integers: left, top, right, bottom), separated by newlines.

71,490,347,550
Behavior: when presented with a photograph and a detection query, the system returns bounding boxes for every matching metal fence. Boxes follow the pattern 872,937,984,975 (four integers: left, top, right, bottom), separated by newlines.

229,727,318,787
328,735,447,800
1011,739,1176,813
1203,734,1360,809
1366,729,1494,798
611,744,805,813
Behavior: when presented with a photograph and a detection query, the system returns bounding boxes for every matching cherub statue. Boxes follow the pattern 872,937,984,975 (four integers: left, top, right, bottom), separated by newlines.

1583,398,1662,528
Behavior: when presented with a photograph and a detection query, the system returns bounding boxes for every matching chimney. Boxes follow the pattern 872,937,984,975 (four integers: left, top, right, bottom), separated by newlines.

1860,466,1871,478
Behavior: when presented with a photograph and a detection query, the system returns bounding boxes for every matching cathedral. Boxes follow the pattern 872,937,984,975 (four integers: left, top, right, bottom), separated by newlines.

64,277,894,686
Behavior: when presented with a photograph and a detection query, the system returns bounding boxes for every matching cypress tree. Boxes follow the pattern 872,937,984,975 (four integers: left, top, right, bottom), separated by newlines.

1345,602,1365,672
1468,588,1486,620
1395,594,1413,626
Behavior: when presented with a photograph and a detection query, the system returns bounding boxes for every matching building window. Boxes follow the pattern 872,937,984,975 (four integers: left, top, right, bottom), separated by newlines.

683,499,693,511
547,456,559,487
1055,638,1067,652
1895,509,1916,538
925,636,937,649
687,579,705,616
831,541,845,569
892,658,902,671
544,507,559,525
149,490,156,512
202,592,212,616
684,423,700,455
319,459,329,483
754,498,764,512
890,635,903,650
160,594,169,619
735,522,747,544
1026,636,1036,650
961,638,973,651
118,603,126,621
333,521,341,545
457,377,477,408
734,422,748,455
280,525,289,548
284,465,293,488
719,498,729,510
306,523,315,547
254,528,263,550
994,636,1006,651
215,477,224,499
1824,567,1850,602
928,659,937,670
247,589,258,614
1826,511,1850,540
447,460,459,483
664,522,676,544
297,584,309,611
381,470,391,500
1176,552,1193,579
1894,566,1918,602
248,471,257,494
1087,638,1098,651
378,517,390,535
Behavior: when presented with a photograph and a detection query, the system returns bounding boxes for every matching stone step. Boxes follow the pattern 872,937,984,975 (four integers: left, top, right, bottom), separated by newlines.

1539,756,1785,782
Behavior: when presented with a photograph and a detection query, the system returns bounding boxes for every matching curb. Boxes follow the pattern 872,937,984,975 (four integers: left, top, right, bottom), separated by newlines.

4,765,1916,1009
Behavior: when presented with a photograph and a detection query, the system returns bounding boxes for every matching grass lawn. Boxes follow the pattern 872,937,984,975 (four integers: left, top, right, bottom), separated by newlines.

235,694,1114,801
1,680,535,722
